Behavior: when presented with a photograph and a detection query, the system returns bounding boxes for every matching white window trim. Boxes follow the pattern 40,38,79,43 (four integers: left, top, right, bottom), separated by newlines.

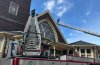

80,48,92,58
9,1,19,16
80,48,86,57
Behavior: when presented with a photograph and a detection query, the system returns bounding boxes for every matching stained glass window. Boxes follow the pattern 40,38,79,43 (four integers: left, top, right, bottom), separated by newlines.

39,21,55,41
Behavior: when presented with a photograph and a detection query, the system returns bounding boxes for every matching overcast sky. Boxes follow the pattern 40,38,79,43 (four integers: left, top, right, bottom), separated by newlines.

30,0,100,45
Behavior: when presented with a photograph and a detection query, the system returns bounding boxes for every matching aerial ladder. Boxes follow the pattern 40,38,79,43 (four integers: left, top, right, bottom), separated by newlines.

57,23,100,37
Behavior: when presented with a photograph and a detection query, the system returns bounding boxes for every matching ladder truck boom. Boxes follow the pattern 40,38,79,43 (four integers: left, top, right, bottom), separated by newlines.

57,23,100,37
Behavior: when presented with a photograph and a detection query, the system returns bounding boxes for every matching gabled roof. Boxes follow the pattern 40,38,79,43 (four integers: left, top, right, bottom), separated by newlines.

69,40,98,46
36,10,68,44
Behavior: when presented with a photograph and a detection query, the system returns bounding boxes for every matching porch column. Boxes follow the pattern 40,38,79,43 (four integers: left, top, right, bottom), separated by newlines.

53,45,56,57
75,47,78,56
75,47,77,52
94,47,97,58
68,50,69,55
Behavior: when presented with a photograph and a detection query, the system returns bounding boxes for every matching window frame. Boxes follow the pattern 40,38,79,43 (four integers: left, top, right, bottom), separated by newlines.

81,49,85,53
39,21,55,41
86,49,91,53
38,19,58,42
9,1,19,16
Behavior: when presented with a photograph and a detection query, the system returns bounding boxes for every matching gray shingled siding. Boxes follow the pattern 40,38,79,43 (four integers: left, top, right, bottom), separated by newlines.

0,17,24,31
69,40,97,46
0,0,31,31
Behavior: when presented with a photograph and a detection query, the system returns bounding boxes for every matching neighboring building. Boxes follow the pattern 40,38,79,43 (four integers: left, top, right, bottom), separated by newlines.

68,40,100,58
0,0,31,31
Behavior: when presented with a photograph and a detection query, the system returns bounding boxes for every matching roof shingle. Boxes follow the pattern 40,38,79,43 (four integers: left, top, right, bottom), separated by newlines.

69,40,97,46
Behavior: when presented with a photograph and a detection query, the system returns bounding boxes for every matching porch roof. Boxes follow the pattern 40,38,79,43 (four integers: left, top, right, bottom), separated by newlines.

49,42,71,50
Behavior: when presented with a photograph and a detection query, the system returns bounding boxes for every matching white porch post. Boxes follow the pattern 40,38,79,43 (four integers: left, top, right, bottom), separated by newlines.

53,45,56,57
68,50,69,55
94,47,97,58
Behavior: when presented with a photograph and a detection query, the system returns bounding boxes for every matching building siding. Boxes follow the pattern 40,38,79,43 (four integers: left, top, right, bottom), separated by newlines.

0,0,31,31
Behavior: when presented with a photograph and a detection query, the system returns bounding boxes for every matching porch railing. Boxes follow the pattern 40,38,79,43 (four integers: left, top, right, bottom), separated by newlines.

59,55,100,63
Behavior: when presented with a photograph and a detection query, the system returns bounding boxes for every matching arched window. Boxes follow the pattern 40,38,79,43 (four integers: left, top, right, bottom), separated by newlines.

39,21,55,41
